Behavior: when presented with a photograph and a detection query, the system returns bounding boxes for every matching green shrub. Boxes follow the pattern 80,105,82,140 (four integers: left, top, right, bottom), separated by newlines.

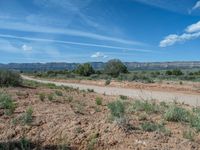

130,100,160,113
48,93,54,101
0,92,15,115
183,129,195,141
119,95,128,100
141,122,170,135
105,79,111,86
20,107,33,125
67,96,73,102
0,70,22,87
87,89,94,93
141,122,159,132
164,105,190,122
55,90,63,96
39,93,45,101
95,97,102,105
108,100,125,118
190,114,200,132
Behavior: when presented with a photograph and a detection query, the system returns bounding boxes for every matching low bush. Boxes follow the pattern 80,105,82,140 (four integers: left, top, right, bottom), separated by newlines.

183,129,195,141
47,93,54,101
164,105,190,122
119,95,128,100
130,100,160,113
0,92,15,115
0,70,22,87
141,122,170,135
14,107,33,125
95,97,102,105
108,100,125,118
55,90,63,96
39,93,45,101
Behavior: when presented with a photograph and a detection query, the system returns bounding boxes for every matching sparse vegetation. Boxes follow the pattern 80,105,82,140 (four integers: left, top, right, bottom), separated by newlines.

87,89,94,92
108,100,125,118
183,129,195,141
0,92,15,115
13,107,34,125
95,97,102,105
39,93,45,101
48,93,54,101
55,90,63,96
130,100,160,113
119,95,128,100
164,104,190,122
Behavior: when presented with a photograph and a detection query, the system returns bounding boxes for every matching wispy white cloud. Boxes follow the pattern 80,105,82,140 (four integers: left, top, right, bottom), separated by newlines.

22,44,32,51
91,52,108,58
185,21,200,33
0,34,153,53
159,21,200,47
0,20,142,45
192,1,200,11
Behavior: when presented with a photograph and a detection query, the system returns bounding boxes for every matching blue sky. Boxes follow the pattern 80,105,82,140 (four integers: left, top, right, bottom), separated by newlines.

0,0,200,63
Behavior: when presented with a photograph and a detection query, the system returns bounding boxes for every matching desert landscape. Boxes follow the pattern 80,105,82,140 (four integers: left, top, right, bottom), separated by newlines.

1,0,200,149
1,68,200,150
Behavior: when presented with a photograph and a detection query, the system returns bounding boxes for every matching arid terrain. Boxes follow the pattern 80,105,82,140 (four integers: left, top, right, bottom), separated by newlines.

1,80,200,150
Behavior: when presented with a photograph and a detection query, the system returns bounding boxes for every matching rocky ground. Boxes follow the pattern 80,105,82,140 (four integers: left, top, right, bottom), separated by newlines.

0,83,200,150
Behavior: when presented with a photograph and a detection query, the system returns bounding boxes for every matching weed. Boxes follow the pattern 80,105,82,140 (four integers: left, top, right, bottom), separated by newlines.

183,129,195,141
0,92,15,115
48,93,54,101
141,122,170,135
87,89,94,93
95,97,102,105
13,107,33,125
108,100,125,118
87,132,99,150
39,93,45,101
67,96,73,102
138,113,148,121
190,114,200,132
130,100,160,114
105,79,111,86
55,90,63,96
164,105,190,122
119,95,128,100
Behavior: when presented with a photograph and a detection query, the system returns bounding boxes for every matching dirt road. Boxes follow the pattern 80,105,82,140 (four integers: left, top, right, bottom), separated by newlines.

22,75,200,106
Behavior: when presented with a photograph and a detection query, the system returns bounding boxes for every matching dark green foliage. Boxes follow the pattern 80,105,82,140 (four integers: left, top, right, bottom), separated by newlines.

108,100,125,118
75,63,95,76
95,97,102,105
0,70,22,87
104,59,128,77
165,69,183,76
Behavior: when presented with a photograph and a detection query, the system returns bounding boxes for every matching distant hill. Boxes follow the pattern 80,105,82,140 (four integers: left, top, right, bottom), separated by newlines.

0,61,200,72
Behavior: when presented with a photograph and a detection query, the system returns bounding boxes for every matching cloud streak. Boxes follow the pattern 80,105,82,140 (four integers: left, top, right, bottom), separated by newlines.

0,34,153,53
159,21,200,47
192,0,200,11
0,21,142,46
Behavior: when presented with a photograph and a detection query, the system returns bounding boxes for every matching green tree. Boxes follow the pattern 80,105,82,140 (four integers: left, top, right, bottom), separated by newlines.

76,63,95,76
104,59,128,77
